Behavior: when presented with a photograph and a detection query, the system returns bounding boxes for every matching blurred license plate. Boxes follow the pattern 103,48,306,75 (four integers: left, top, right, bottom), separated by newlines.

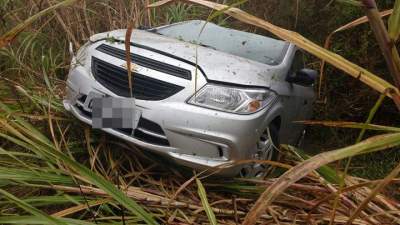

90,96,139,129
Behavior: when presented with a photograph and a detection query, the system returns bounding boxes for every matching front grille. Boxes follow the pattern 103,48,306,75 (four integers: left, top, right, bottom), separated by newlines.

73,97,169,146
96,44,192,80
92,57,184,100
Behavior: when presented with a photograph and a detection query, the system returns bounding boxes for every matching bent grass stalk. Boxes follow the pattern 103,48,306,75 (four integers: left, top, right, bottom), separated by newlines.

298,120,400,132
318,9,394,99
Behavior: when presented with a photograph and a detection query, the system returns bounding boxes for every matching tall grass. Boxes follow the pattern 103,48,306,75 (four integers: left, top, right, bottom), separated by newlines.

148,1,400,224
1,0,400,224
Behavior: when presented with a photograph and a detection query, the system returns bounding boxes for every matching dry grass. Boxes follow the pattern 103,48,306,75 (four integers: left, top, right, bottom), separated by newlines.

1,105,400,224
1,0,400,224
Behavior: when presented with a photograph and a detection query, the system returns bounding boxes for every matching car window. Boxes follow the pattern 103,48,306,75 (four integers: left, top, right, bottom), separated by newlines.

289,51,305,75
156,20,290,65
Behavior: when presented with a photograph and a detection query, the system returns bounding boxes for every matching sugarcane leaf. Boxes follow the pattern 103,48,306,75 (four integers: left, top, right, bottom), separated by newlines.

319,9,393,97
389,0,400,41
243,133,400,225
196,179,217,225
298,120,400,132
0,189,67,225
0,216,96,225
0,103,159,225
288,145,341,184
0,167,74,185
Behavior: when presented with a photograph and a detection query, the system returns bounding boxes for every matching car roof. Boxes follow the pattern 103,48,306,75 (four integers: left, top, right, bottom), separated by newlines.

153,20,290,66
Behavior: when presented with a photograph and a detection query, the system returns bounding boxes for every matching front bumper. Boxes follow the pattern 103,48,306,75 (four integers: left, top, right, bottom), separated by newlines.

64,64,281,176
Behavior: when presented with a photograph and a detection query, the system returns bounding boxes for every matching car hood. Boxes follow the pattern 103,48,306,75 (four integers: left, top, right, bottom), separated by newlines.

90,29,286,88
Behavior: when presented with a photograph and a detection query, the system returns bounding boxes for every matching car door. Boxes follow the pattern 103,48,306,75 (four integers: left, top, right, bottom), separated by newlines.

279,50,315,144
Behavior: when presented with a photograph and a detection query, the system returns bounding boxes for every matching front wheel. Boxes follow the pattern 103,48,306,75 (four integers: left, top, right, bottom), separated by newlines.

240,124,279,178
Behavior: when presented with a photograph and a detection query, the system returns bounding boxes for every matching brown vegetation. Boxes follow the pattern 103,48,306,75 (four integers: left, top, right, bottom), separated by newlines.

1,0,400,224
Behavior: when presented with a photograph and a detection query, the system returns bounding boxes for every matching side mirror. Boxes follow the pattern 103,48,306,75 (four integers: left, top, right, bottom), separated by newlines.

286,68,318,87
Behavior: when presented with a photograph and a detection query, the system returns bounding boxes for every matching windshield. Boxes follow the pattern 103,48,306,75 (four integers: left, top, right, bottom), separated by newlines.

154,20,289,65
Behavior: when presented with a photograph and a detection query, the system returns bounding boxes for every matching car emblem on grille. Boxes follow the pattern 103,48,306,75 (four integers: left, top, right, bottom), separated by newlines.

122,63,139,72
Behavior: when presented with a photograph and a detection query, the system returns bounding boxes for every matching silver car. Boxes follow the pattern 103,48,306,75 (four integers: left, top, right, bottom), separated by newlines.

64,20,316,177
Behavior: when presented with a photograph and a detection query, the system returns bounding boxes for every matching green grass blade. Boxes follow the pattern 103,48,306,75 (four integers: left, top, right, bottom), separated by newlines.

196,179,217,225
298,121,400,132
0,216,96,225
288,145,340,184
5,196,84,207
0,104,159,225
54,158,159,225
0,102,55,149
389,0,400,41
0,189,67,225
0,167,74,185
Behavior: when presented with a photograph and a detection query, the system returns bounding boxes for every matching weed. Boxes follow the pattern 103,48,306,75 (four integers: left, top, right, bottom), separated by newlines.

1,0,400,224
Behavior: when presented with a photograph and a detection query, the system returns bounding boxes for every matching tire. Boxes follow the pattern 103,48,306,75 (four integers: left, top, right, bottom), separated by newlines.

239,123,280,178
267,123,279,161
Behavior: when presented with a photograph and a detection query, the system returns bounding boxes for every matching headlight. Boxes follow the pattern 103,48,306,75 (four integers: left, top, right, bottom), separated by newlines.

188,84,276,114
